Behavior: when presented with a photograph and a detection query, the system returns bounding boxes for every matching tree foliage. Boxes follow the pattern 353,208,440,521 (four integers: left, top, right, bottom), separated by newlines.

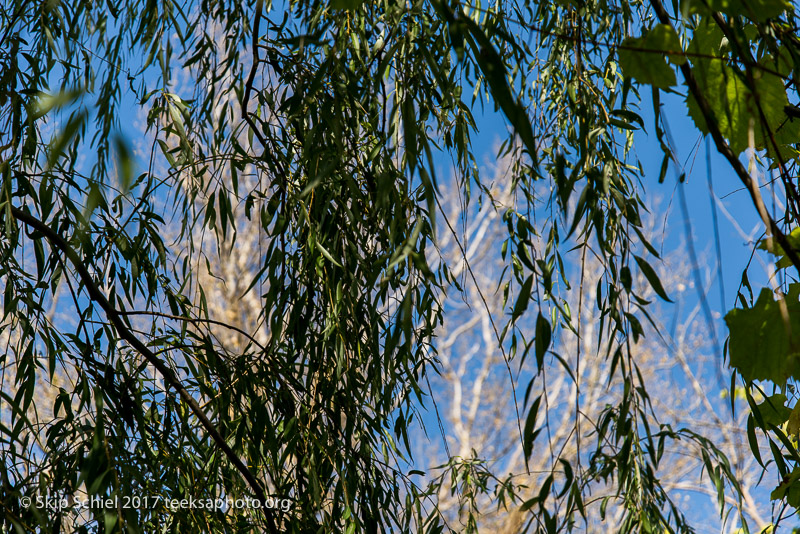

2,0,800,532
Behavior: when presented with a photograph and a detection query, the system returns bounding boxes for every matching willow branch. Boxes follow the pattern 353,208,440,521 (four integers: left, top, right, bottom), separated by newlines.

10,206,279,534
118,310,267,352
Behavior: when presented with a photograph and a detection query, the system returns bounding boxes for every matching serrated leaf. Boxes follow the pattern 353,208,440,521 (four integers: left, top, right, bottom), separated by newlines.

771,467,800,507
758,228,800,270
647,24,686,65
686,54,799,155
755,393,792,427
788,403,800,438
725,284,800,385
686,16,724,57
618,25,684,88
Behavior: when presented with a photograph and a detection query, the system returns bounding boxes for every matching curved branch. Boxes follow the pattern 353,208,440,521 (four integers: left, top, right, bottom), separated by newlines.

118,310,267,353
648,0,800,276
10,206,279,534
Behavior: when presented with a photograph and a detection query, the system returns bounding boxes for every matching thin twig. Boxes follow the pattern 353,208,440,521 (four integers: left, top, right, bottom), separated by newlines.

432,193,527,472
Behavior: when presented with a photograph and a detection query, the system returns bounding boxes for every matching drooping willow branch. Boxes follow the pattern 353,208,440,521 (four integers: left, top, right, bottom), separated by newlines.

648,0,800,276
9,205,279,534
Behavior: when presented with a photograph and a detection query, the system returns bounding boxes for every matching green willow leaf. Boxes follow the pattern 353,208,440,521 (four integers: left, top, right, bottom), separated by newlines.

331,0,365,10
512,275,533,321
634,255,672,303
113,134,134,193
46,110,87,169
460,15,537,158
32,88,83,120
523,395,542,462
535,312,551,370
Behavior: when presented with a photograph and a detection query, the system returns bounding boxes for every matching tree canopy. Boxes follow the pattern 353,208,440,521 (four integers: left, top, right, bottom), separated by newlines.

2,0,800,532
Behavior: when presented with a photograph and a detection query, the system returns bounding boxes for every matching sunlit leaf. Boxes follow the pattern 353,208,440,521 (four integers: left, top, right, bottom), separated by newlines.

682,0,791,21
686,54,798,155
618,25,683,88
725,284,800,385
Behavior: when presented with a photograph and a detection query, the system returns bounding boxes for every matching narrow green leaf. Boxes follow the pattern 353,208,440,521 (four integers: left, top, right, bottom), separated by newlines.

113,134,134,193
512,275,533,321
634,254,672,302
535,312,551,371
331,0,365,10
46,110,87,169
523,395,542,461
317,241,343,268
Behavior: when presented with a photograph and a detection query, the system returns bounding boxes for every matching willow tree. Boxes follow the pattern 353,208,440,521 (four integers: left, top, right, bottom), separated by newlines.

1,0,796,532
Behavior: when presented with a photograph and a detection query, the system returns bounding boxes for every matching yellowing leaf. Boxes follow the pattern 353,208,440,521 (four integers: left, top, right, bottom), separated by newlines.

788,403,800,438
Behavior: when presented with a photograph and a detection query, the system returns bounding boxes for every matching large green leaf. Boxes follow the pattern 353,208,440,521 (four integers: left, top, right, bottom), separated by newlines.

682,0,791,21
618,25,684,89
771,467,800,507
758,228,800,270
686,57,799,155
685,16,725,57
725,284,800,384
754,393,792,427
